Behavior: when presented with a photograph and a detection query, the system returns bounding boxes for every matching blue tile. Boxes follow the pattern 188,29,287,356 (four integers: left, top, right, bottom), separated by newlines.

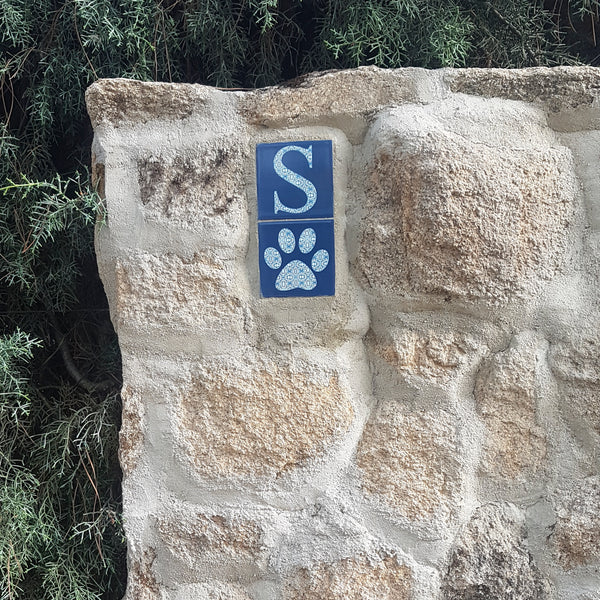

256,140,333,221
258,220,335,298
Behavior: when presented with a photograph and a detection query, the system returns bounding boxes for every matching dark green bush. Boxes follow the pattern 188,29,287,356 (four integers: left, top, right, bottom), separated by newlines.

0,1,598,597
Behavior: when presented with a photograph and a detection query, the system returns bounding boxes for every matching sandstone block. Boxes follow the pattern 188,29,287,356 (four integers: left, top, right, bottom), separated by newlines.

114,251,245,334
442,503,552,600
175,357,354,479
284,553,411,600
357,100,576,304
474,333,547,479
356,405,461,521
552,477,600,569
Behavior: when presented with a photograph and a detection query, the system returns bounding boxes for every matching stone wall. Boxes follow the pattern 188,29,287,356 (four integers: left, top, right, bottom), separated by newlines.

87,67,600,600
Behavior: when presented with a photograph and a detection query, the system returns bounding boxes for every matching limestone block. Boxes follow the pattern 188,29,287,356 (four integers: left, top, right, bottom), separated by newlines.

174,356,354,479
157,511,262,568
114,251,246,335
551,477,600,569
283,554,411,600
137,141,248,231
474,333,547,479
356,404,461,522
442,503,552,600
367,327,479,384
357,98,576,304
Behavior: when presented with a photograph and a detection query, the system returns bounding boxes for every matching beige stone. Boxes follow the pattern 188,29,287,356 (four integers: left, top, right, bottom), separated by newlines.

158,512,261,561
240,66,432,132
119,385,145,476
284,553,411,600
357,405,461,520
137,142,247,230
474,333,547,479
552,477,600,569
367,327,477,383
442,503,552,600
126,548,159,600
446,66,600,111
358,103,576,304
181,582,253,600
176,359,354,478
114,251,244,333
86,78,202,126
549,333,600,448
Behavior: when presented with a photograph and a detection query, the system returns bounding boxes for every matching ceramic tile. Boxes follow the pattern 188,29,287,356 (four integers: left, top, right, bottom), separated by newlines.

258,220,335,297
256,140,333,221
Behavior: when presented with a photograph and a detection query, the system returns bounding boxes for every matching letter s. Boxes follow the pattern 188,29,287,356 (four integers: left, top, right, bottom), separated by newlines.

273,145,317,214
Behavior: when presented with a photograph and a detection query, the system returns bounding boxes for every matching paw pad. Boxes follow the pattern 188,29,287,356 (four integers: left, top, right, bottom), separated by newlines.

264,227,330,292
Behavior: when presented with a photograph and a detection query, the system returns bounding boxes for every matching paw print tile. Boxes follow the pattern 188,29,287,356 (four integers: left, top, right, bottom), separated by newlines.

258,220,335,297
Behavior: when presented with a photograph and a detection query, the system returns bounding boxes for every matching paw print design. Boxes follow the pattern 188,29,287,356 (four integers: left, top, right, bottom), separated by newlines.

264,227,329,291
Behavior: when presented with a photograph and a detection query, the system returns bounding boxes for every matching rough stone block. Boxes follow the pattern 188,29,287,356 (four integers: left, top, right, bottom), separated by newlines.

552,477,600,568
442,503,552,600
357,98,576,304
283,554,411,600
157,511,262,565
174,356,354,479
474,333,547,479
119,384,145,476
356,404,461,522
549,332,600,452
367,327,479,383
114,251,246,334
137,142,247,230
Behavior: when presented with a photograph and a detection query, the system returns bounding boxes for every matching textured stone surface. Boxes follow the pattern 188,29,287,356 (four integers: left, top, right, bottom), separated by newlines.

552,477,600,568
240,66,435,133
119,385,145,476
358,101,576,304
284,554,411,600
137,143,247,229
158,511,261,566
446,66,600,111
175,358,354,478
442,503,552,600
88,68,600,600
549,334,600,449
176,582,253,600
474,333,547,479
86,78,202,126
367,327,478,383
114,251,245,333
126,548,159,600
357,404,461,521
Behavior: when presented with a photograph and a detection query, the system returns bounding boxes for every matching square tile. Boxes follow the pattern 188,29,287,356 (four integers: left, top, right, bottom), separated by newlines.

256,140,333,221
258,220,335,298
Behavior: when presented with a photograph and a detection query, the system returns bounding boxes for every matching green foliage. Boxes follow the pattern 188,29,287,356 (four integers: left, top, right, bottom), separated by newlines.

0,1,598,599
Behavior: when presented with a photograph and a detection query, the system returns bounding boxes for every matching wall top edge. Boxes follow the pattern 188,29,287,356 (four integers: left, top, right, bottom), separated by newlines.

85,65,600,128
